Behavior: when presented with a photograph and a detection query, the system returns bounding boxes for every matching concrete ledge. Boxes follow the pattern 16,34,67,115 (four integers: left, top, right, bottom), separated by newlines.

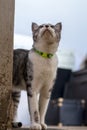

13,126,87,130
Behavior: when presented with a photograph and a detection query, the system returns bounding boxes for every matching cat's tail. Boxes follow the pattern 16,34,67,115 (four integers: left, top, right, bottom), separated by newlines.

12,89,21,121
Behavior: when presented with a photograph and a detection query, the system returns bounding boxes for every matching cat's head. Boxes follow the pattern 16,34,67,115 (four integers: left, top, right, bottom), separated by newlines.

31,22,62,53
32,22,62,43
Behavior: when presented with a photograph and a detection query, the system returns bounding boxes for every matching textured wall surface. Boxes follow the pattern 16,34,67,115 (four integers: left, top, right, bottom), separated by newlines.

0,0,15,129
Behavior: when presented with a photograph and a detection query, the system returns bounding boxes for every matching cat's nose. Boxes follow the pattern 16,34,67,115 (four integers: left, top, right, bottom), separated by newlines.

45,25,49,28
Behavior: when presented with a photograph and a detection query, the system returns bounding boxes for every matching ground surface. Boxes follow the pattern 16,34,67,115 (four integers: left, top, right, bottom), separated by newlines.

13,126,87,130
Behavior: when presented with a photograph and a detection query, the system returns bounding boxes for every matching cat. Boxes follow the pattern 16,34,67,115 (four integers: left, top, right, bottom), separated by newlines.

12,22,62,130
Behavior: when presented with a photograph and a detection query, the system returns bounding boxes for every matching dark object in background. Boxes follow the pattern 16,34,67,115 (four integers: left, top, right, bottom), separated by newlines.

12,122,22,128
51,68,72,100
45,98,85,126
80,55,87,69
64,69,87,125
45,100,59,125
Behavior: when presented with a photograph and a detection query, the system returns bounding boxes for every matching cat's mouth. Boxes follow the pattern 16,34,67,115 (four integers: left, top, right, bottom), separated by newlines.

41,29,53,37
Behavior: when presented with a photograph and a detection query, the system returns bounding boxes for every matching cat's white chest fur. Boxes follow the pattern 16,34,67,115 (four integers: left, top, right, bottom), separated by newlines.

29,51,58,92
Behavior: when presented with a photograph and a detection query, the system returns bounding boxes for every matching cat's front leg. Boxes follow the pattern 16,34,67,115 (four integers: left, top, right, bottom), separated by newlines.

39,96,49,130
27,90,41,130
39,87,52,130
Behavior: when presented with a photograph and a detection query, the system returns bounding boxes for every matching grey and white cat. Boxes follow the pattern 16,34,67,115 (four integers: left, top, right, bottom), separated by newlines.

12,22,62,130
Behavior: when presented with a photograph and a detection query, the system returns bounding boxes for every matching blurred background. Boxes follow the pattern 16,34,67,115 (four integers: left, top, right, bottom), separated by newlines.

14,0,87,125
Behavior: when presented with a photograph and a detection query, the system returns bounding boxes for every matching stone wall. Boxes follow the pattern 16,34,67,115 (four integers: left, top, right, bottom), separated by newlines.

0,0,15,129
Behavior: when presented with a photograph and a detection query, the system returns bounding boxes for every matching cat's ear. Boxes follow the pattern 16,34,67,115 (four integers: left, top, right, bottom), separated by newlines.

32,22,39,32
55,23,62,32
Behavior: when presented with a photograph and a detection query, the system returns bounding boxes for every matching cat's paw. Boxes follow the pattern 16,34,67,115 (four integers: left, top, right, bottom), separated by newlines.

30,123,42,130
41,123,47,130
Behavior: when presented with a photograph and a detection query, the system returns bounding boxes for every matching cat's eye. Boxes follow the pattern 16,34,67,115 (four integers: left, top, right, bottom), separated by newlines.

50,25,54,28
39,25,44,28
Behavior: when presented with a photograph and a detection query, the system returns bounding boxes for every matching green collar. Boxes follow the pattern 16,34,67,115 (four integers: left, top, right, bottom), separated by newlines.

33,48,54,58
